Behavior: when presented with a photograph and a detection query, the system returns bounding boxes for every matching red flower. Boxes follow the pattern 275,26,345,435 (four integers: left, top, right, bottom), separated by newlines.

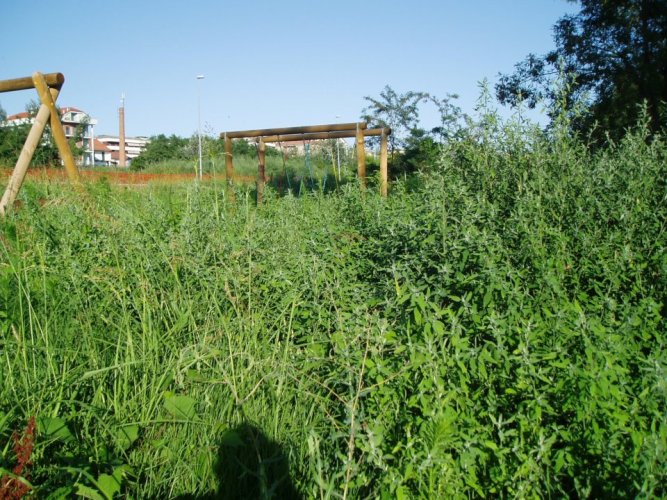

0,416,35,500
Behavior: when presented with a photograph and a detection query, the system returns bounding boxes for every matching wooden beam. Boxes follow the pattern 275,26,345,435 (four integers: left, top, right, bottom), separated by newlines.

221,122,366,139
223,134,235,202
380,128,389,197
260,127,391,143
32,72,80,184
0,72,64,93
257,139,266,204
224,135,234,183
356,123,366,188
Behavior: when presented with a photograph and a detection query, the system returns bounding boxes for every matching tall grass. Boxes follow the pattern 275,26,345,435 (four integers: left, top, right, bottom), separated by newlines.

121,151,358,182
0,114,665,497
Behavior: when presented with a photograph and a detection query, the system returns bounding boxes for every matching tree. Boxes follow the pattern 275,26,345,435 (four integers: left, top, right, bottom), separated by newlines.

496,0,667,141
361,85,430,157
361,86,468,175
0,101,58,167
131,134,190,170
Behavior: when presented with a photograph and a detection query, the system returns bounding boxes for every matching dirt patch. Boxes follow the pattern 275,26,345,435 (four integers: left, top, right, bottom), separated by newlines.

1,168,257,185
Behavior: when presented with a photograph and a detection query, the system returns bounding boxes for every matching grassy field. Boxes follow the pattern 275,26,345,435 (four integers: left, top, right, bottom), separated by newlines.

83,148,360,183
0,121,665,498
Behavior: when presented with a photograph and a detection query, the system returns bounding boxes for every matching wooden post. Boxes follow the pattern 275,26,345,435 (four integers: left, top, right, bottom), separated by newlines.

356,123,366,188
0,103,52,215
257,139,266,204
223,134,236,202
380,128,388,197
32,72,80,184
224,134,234,184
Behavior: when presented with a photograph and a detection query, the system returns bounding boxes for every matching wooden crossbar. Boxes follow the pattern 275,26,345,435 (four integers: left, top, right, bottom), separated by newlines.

260,127,391,143
222,122,366,139
0,72,64,93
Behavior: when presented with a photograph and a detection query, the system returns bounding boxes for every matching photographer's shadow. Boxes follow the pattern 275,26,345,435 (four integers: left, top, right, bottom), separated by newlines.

197,422,302,499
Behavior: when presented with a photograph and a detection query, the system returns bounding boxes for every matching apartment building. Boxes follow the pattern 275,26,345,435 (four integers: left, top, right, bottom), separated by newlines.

3,107,150,167
95,135,149,166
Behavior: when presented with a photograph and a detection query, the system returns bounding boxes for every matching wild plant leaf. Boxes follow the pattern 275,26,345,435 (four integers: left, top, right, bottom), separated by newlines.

112,465,132,483
44,486,75,499
75,484,105,500
163,393,197,420
96,472,121,499
185,369,209,382
113,424,140,451
37,416,73,443
219,429,244,448
0,411,9,434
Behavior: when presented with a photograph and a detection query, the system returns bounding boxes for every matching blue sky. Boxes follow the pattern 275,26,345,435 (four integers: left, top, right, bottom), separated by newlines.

1,0,577,138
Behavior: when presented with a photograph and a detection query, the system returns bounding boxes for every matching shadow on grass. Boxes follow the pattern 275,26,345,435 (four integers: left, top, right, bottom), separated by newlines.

175,423,302,500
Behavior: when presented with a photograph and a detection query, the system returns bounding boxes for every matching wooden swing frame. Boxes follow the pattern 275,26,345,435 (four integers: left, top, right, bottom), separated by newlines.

221,122,391,202
0,72,80,216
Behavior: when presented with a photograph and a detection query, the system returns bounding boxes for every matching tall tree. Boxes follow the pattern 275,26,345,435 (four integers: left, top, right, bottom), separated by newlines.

496,0,667,141
361,85,429,157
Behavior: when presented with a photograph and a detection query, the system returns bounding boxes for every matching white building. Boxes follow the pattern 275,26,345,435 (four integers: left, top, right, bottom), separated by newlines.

96,135,149,166
2,107,150,167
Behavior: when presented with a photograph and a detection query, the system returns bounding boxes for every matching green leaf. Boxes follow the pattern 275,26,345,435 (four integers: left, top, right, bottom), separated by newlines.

45,486,75,499
483,440,498,451
0,410,9,434
75,484,105,500
97,473,121,499
37,416,73,443
395,485,408,500
554,450,567,472
413,307,422,325
415,294,426,312
383,330,398,344
163,393,197,420
113,424,139,451
331,331,346,349
219,429,244,448
112,464,132,483
186,369,209,382
483,287,493,309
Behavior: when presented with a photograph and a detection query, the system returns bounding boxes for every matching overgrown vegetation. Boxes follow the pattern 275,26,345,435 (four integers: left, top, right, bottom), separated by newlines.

1,104,665,496
1,2,665,494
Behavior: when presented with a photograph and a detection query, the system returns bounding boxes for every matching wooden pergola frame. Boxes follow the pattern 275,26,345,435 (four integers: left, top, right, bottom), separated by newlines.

221,122,391,201
0,72,80,216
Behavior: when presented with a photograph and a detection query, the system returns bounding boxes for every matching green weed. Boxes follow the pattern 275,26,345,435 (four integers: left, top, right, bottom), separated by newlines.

0,116,665,497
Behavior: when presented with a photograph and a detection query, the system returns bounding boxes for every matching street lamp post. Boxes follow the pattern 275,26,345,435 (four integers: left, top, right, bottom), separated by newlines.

196,74,205,180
